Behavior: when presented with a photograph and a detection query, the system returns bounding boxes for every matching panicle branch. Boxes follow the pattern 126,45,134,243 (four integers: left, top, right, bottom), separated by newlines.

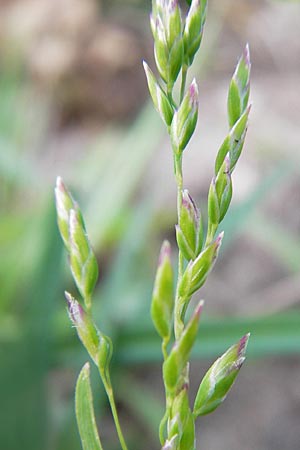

55,177,128,450
145,1,251,449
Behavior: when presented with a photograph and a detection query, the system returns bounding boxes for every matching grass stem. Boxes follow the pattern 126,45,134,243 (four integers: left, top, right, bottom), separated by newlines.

100,371,129,450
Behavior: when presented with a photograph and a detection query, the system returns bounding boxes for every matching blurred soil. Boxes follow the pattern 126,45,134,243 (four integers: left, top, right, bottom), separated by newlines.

1,0,300,449
0,0,150,123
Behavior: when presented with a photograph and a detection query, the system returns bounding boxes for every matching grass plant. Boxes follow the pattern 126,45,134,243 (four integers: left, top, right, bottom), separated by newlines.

55,1,252,449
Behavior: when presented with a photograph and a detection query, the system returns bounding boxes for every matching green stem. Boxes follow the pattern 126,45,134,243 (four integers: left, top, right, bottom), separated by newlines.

100,371,129,450
85,296,92,312
180,64,188,103
174,153,185,340
174,155,183,215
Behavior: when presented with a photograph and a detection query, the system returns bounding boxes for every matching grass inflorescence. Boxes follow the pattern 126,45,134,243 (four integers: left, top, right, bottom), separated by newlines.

55,1,251,449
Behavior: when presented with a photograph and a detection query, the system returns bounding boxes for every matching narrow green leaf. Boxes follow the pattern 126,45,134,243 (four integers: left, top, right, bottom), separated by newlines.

75,363,103,450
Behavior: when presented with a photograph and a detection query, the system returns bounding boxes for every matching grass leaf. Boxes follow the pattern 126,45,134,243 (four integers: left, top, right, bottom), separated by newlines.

75,363,103,450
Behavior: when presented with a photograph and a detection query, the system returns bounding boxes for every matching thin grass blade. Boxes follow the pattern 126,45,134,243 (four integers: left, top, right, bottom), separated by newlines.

75,363,104,450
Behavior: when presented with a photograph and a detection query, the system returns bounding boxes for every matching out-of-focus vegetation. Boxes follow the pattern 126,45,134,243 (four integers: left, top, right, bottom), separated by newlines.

1,0,300,449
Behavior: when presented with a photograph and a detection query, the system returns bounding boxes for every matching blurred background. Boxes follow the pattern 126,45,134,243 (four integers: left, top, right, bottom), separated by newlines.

0,0,300,449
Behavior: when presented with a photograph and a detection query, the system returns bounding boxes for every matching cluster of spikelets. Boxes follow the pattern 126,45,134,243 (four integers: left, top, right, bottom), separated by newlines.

54,1,251,450
143,2,251,449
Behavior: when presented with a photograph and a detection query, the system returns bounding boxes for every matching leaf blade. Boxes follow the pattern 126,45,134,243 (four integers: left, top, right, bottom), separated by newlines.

75,363,103,450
